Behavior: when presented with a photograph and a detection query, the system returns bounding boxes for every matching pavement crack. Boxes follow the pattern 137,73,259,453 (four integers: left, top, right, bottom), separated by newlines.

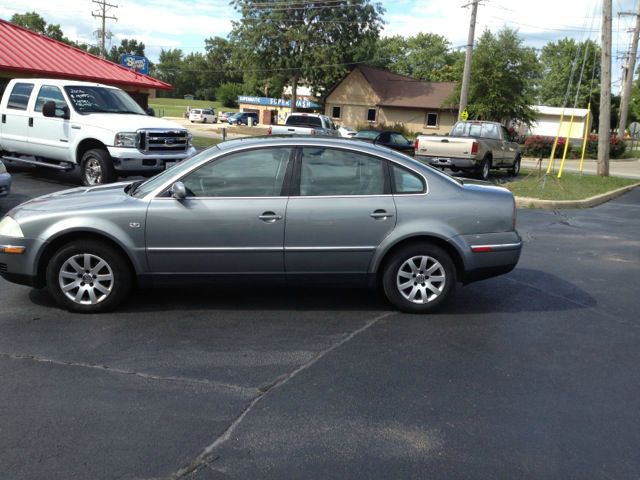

172,310,396,479
0,352,257,395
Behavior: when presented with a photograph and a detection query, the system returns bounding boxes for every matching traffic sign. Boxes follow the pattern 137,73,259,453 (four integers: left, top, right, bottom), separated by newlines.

461,109,469,121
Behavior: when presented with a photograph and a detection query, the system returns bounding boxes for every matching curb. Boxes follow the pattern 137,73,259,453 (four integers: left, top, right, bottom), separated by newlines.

515,183,640,209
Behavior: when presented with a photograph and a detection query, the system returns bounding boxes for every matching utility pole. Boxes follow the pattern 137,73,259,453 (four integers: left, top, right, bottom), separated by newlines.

617,5,640,139
92,0,118,58
459,0,479,120
598,0,612,176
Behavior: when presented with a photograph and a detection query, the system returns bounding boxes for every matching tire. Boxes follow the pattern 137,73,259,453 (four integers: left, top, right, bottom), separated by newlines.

46,240,133,313
203,118,207,124
80,148,116,186
476,156,491,181
509,155,521,176
382,243,456,314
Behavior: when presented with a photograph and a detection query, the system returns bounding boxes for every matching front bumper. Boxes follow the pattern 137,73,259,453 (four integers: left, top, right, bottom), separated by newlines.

0,172,11,197
0,235,45,288
107,146,197,172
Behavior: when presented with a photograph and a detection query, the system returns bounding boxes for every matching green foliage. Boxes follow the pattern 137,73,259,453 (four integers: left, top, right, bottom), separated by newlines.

373,33,464,82
523,135,627,159
107,39,146,63
230,0,385,102
462,28,540,125
216,83,244,108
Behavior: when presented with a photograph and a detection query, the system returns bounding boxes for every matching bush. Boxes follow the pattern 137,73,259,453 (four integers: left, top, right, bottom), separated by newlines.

355,121,419,139
215,83,244,108
523,134,626,159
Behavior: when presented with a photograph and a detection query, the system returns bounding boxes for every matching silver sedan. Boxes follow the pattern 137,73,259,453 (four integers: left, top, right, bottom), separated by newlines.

0,137,522,313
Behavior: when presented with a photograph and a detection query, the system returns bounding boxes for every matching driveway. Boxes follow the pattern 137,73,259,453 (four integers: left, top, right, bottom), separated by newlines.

1,170,639,479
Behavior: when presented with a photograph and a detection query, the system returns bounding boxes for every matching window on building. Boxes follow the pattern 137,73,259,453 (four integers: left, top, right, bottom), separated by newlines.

331,106,341,119
367,108,377,122
425,112,438,128
7,83,34,110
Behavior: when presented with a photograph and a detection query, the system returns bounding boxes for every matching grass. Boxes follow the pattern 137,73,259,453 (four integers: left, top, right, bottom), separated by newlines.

191,136,222,150
149,97,237,118
503,169,638,201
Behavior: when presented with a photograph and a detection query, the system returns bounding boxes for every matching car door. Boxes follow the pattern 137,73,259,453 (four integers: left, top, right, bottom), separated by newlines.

145,147,293,274
284,147,396,275
1,82,34,153
481,123,505,165
28,85,73,161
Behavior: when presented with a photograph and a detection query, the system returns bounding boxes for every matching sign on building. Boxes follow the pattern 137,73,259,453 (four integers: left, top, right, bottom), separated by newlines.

120,54,149,75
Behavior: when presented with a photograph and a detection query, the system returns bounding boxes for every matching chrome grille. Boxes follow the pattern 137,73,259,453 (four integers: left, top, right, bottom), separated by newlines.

137,129,188,153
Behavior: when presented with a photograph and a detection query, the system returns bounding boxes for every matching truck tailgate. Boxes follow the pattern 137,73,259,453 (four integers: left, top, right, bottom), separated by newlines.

416,136,475,158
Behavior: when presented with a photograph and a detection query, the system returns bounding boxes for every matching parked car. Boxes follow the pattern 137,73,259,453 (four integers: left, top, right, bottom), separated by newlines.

268,113,340,136
0,159,11,197
0,78,196,186
189,108,216,123
228,112,259,126
0,137,521,314
338,126,357,138
414,121,521,180
354,130,414,154
218,111,235,123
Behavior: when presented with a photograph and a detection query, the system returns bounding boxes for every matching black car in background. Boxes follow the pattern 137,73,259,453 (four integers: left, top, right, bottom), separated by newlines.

354,130,414,154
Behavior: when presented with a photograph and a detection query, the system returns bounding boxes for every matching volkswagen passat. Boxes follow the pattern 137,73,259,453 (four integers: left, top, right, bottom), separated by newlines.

0,137,522,313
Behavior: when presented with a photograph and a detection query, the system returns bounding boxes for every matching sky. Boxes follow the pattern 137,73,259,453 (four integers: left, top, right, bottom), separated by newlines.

1,0,637,90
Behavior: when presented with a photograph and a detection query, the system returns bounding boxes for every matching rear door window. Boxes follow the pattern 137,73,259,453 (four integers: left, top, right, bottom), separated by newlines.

7,83,34,110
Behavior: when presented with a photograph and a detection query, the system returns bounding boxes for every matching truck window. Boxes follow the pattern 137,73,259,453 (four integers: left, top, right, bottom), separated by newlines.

286,115,322,127
34,85,68,114
63,85,145,115
7,83,34,110
481,123,499,139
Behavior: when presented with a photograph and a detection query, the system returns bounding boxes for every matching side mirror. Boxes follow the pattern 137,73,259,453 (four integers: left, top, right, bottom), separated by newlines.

170,181,187,200
42,101,56,118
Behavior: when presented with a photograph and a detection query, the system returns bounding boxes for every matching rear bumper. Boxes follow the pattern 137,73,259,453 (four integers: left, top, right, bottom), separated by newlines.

416,155,476,169
455,232,523,284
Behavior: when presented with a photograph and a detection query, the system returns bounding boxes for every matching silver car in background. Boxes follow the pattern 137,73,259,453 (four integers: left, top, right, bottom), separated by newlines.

0,137,522,313
0,159,10,197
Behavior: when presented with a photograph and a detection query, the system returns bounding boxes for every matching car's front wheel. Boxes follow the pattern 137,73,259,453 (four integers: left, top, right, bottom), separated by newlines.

46,240,133,313
382,243,456,313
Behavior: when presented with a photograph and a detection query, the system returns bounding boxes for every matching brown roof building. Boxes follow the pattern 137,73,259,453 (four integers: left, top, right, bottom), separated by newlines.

324,65,458,135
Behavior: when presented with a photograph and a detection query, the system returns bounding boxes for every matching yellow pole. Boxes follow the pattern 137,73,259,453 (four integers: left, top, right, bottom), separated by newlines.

557,110,576,178
579,103,591,174
546,109,566,174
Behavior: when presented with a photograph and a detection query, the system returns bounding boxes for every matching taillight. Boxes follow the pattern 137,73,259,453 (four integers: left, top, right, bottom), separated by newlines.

414,138,419,150
471,141,478,155
267,127,272,135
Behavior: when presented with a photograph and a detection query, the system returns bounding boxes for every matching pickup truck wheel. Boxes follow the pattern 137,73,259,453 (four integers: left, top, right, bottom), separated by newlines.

81,149,116,186
46,240,133,313
382,243,456,314
510,155,521,176
476,156,491,181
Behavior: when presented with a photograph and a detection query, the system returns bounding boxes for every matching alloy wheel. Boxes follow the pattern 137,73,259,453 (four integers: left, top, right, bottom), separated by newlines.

58,253,114,305
396,255,446,304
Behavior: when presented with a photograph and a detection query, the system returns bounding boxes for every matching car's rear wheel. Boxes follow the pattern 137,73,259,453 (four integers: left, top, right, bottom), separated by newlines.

46,240,132,313
80,148,116,186
382,243,456,313
510,155,521,176
476,156,491,181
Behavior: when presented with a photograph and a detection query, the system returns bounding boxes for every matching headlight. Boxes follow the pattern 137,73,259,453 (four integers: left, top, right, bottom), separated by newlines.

0,161,6,174
114,132,138,147
0,216,24,238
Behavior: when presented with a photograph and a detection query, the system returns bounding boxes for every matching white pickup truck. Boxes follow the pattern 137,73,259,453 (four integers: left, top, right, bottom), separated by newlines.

0,78,196,185
414,120,521,180
267,113,341,136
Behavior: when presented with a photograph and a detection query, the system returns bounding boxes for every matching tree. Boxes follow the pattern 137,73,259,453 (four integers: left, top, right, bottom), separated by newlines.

107,39,146,63
230,0,384,110
10,12,47,34
156,49,185,97
538,38,600,108
375,34,464,82
465,28,541,125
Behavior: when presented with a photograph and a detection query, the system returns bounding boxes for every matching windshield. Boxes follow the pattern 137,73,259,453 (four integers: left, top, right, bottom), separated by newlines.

64,86,146,114
132,146,220,197
354,131,379,140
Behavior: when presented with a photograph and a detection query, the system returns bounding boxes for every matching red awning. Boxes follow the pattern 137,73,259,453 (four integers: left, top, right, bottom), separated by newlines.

0,19,172,91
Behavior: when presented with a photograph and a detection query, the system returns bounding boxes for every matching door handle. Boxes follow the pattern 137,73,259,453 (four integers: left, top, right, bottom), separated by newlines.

1,114,5,124
370,209,394,219
28,117,33,127
258,211,283,223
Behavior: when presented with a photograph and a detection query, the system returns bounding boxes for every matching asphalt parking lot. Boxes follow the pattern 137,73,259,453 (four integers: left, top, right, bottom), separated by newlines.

1,165,640,480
